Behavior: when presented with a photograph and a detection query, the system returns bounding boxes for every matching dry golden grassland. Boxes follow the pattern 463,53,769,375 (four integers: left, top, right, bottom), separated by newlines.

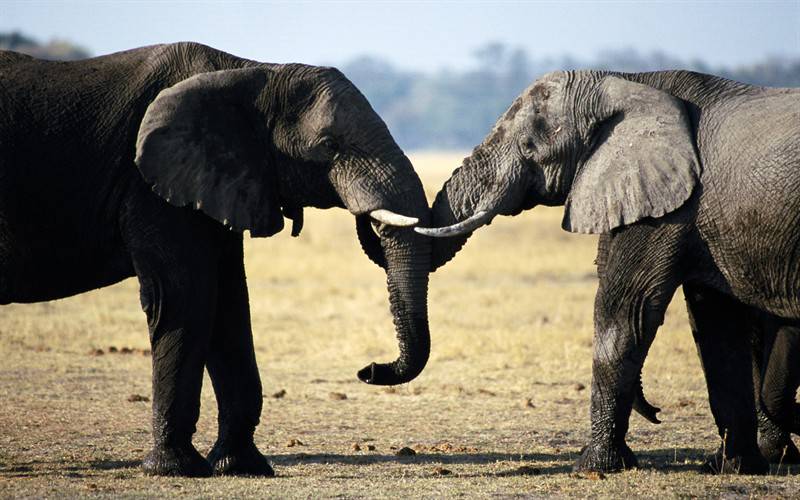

1,152,798,497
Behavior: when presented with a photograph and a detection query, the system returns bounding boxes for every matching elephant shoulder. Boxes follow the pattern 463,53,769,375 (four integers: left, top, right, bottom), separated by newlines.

142,42,261,77
0,50,34,68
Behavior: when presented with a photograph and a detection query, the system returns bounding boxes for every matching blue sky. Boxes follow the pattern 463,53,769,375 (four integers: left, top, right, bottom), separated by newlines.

2,1,798,71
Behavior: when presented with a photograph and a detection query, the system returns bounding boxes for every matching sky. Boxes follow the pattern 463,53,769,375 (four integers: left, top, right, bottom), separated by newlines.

1,1,798,71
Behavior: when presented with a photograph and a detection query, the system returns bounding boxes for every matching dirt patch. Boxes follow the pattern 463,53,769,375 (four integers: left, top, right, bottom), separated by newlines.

414,443,479,454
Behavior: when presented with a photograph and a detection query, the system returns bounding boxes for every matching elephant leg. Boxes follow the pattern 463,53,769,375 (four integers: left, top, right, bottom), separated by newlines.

136,261,218,477
793,403,800,436
573,289,665,472
758,324,800,463
684,286,769,474
750,321,793,463
758,407,800,464
205,238,273,476
124,205,225,477
574,227,681,473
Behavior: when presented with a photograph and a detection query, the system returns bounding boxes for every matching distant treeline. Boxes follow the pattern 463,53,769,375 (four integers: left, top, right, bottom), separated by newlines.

0,32,90,61
341,43,800,149
3,33,798,150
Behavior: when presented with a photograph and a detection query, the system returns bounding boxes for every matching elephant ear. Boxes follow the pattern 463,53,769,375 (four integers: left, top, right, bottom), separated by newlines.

563,76,700,234
135,68,285,237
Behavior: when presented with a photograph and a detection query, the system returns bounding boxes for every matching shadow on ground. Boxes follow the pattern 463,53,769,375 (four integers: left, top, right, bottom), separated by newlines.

0,459,139,478
3,449,798,479
271,448,800,477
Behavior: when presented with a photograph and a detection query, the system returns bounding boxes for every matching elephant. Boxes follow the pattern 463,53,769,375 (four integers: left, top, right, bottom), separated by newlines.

638,289,800,464
752,322,800,463
683,288,800,464
0,43,432,477
416,69,799,473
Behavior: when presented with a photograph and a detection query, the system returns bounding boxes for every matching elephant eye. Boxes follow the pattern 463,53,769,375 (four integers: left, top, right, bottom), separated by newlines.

319,136,339,153
520,137,537,156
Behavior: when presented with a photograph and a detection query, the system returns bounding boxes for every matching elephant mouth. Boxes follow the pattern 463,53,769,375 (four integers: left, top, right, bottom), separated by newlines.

506,206,525,217
503,198,530,217
504,191,538,216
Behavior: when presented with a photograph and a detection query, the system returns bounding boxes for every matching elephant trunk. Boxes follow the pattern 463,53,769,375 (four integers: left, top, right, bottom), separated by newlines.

357,220,432,385
343,149,432,386
427,163,484,271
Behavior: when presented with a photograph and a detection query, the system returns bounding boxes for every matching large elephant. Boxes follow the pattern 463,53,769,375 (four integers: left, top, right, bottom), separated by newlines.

417,70,799,473
0,43,432,477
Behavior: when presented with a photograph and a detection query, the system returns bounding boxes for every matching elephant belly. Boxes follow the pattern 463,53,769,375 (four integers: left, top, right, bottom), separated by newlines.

0,225,135,304
692,232,800,320
696,203,800,319
694,91,800,318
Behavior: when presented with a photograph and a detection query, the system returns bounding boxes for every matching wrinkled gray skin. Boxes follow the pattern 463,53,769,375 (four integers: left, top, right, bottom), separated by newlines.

0,43,432,476
422,70,799,473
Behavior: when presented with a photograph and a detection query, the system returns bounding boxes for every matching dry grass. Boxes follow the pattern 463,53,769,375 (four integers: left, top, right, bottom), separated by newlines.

1,151,798,498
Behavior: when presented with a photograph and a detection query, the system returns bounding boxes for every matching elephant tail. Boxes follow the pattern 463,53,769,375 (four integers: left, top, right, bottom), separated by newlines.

633,371,662,424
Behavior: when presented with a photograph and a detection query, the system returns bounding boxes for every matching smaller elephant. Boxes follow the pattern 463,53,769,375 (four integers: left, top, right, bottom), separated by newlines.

636,288,800,466
1,43,432,477
683,287,800,469
751,318,800,464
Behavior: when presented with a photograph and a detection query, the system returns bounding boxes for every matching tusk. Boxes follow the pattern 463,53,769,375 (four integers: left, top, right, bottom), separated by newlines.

414,210,491,237
369,209,419,227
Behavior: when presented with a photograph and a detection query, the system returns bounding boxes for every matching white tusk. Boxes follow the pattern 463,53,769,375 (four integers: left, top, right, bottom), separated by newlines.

414,210,491,237
369,209,419,227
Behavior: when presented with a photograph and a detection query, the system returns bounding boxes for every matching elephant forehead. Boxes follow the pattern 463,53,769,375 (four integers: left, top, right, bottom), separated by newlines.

496,98,545,134
302,85,372,130
483,101,534,148
537,70,568,85
302,97,337,129
500,76,565,125
523,73,568,108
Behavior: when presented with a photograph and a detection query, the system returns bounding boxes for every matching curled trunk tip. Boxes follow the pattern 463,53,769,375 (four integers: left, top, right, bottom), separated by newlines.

357,315,431,385
357,353,429,386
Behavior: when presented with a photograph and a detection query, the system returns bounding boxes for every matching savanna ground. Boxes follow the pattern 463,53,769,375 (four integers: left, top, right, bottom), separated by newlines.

1,152,798,498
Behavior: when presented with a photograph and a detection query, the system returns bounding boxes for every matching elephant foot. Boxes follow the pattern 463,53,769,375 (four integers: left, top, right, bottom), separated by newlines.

701,448,769,475
573,440,638,473
142,443,212,477
207,440,274,476
759,434,800,464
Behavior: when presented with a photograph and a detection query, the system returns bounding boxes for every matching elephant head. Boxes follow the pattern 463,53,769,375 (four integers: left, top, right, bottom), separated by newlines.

417,70,700,269
417,71,699,421
135,64,431,385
